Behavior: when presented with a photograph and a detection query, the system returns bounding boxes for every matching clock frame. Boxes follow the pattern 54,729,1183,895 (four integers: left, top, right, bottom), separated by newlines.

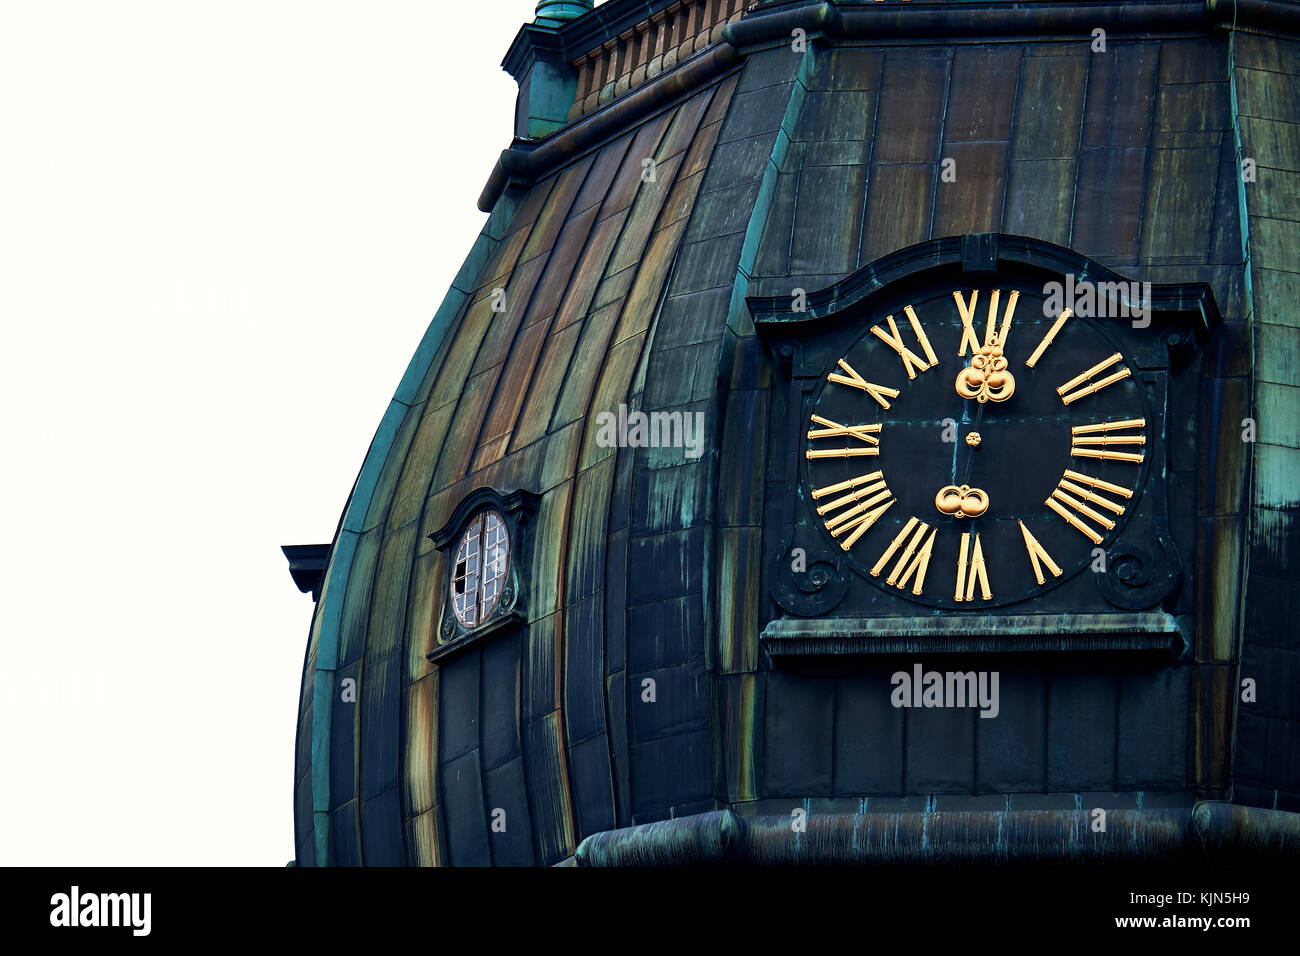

750,234,1219,651
800,278,1154,611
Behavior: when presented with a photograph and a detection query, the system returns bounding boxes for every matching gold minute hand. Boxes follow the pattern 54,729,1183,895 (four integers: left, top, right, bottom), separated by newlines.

960,400,985,488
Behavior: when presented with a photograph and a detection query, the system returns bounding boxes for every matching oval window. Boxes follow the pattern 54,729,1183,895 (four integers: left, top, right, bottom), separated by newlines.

450,510,510,628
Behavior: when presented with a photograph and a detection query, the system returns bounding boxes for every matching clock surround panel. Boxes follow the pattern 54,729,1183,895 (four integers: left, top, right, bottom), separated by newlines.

751,234,1218,632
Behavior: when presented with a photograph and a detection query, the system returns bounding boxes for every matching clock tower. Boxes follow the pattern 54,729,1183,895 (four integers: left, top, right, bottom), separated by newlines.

288,0,1300,867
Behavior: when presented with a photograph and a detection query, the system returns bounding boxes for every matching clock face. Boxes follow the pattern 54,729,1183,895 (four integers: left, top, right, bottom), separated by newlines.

804,280,1151,610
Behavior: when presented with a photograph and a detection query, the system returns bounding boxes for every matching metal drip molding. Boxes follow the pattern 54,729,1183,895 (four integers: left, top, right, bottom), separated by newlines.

760,611,1187,656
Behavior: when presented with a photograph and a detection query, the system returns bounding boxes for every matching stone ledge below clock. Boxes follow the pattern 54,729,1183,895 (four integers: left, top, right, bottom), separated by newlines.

760,611,1185,657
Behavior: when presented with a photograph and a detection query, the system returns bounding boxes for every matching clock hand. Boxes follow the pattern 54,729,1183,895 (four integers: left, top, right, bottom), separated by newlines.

960,400,985,487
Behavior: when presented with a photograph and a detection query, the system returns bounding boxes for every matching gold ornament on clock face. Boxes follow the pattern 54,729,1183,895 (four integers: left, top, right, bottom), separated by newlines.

804,283,1150,609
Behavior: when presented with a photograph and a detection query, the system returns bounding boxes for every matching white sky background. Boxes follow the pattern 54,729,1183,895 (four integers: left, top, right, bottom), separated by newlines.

0,0,544,865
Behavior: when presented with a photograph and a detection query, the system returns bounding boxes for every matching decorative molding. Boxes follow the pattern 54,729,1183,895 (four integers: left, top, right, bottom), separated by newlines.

760,612,1187,656
427,487,539,663
749,233,1222,344
488,1,1300,209
429,486,540,549
280,543,331,601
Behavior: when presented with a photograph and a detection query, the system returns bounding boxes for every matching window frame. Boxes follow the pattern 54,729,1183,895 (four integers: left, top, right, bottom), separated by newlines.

451,510,511,628
428,487,538,662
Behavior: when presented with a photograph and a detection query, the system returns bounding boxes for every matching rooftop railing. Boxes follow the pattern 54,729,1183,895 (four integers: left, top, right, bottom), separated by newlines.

567,0,750,121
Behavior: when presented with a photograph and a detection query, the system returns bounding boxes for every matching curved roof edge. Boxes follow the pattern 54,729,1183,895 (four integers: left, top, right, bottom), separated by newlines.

294,192,523,866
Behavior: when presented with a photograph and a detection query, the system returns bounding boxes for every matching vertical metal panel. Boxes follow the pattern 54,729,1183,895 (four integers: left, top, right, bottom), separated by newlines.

484,756,536,866
833,672,905,795
975,670,1047,793
360,788,405,866
438,650,481,765
481,629,524,771
441,750,490,866
763,671,834,796
360,651,402,802
523,712,577,864
1047,673,1119,791
1118,668,1190,789
906,701,977,793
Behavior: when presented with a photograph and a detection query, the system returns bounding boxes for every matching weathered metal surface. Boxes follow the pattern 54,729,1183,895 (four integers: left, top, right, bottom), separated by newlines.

1231,26,1300,812
574,804,1300,866
295,69,739,864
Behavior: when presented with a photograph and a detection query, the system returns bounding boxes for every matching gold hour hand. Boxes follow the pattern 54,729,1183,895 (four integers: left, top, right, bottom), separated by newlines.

955,342,1016,403
954,288,1018,403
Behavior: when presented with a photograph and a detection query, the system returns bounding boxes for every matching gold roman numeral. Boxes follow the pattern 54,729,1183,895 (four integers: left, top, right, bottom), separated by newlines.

805,414,882,459
871,306,939,379
827,358,901,409
1044,469,1132,544
1058,353,1131,405
1025,308,1073,368
954,290,982,356
812,471,895,551
1070,418,1146,463
954,531,992,601
953,289,1019,356
870,516,936,595
1018,520,1063,586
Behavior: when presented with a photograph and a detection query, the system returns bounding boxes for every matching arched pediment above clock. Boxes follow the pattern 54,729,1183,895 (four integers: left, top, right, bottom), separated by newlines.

747,233,1223,656
748,232,1221,376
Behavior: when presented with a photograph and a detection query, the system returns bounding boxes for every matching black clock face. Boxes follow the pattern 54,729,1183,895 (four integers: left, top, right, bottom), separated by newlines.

803,279,1150,610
